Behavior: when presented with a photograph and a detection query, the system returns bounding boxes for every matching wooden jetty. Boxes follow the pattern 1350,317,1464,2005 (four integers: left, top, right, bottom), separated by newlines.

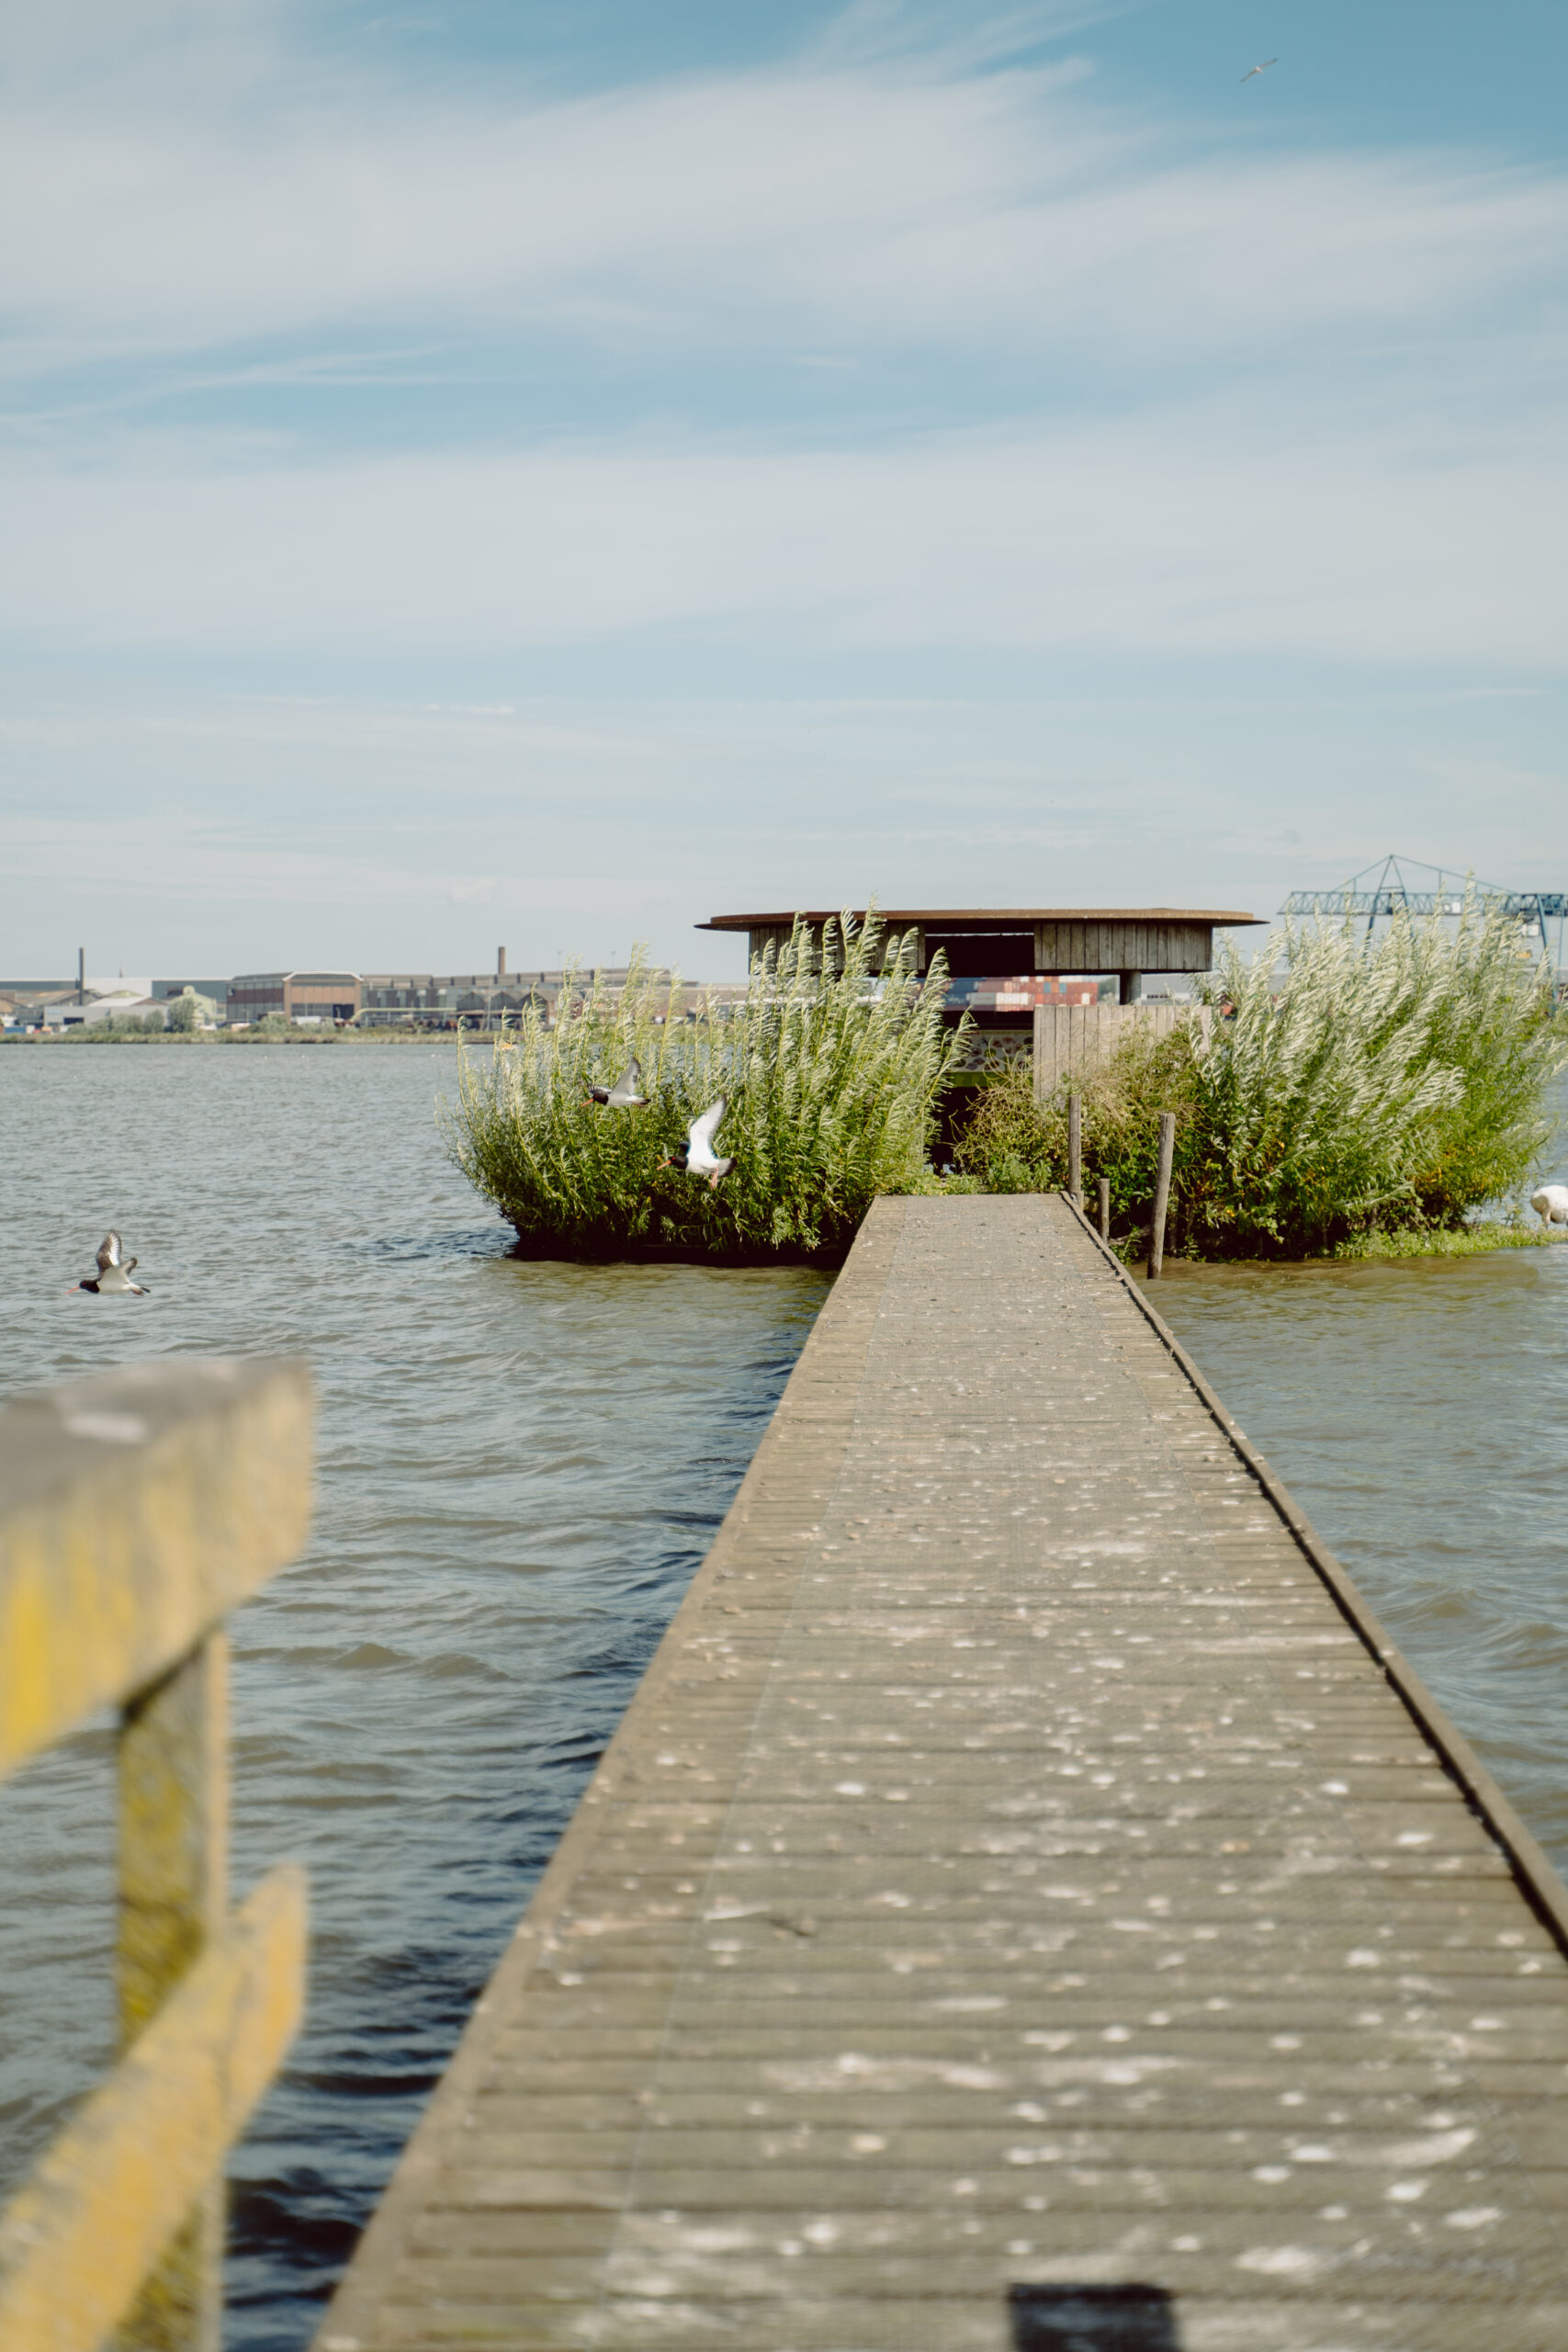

317,1196,1568,2352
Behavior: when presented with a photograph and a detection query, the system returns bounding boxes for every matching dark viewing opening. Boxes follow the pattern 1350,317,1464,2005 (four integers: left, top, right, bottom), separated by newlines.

924,928,1037,978
1009,2283,1180,2352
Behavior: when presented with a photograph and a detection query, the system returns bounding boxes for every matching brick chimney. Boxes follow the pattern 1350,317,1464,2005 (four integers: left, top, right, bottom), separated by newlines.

498,945,506,978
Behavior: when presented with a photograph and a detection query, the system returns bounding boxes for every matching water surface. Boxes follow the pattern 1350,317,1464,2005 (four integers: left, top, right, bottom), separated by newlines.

1156,1237,1568,1871
4,1044,1567,2346
0,1042,828,2347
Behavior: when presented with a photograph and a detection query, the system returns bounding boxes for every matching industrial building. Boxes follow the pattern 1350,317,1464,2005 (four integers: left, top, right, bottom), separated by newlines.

227,971,364,1025
358,962,573,1030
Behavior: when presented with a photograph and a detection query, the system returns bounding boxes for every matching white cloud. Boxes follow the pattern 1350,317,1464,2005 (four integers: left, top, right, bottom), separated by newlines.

2,4,1562,686
2,3,1565,980
4,680,1562,976
4,403,1564,669
2,28,1564,377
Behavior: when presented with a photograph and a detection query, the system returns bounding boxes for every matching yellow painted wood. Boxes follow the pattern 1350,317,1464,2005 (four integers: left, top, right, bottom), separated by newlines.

0,1863,307,2352
118,1634,230,2041
0,1358,311,1781
115,1634,231,2352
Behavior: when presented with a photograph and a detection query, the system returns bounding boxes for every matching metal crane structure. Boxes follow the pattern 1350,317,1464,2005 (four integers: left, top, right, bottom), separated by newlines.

1280,854,1568,990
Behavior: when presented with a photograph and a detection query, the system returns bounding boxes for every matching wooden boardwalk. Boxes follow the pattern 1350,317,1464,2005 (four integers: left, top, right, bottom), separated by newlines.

316,1196,1568,2352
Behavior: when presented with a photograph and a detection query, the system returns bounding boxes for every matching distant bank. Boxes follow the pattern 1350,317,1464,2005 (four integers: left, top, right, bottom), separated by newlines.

0,1025,442,1045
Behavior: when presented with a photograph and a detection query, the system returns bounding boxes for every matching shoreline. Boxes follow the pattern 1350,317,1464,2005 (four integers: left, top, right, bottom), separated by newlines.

1,1027,450,1046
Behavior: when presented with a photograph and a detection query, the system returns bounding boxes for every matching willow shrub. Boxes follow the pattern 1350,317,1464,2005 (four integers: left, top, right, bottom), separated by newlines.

958,899,1567,1257
954,1022,1197,1234
441,910,964,1258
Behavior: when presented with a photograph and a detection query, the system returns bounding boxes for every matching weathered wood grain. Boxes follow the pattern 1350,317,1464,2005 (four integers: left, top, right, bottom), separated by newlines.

0,1865,306,2352
0,1359,312,1778
314,1197,1568,2352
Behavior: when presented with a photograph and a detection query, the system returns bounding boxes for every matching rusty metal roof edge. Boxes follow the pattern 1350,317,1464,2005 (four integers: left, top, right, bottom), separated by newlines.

698,908,1264,930
1060,1190,1568,1962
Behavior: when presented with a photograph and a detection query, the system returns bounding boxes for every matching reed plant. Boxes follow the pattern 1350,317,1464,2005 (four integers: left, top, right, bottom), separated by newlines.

957,897,1567,1257
442,910,964,1258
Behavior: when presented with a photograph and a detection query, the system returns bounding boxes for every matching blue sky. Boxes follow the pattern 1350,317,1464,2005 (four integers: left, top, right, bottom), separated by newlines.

3,0,1565,977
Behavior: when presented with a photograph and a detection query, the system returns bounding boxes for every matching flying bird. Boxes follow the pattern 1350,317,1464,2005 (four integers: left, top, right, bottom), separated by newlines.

664,1098,733,1189
1240,57,1277,81
587,1056,647,1109
72,1232,149,1295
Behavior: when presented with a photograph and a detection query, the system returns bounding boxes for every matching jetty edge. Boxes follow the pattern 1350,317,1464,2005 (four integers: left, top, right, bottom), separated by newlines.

316,1193,1568,2352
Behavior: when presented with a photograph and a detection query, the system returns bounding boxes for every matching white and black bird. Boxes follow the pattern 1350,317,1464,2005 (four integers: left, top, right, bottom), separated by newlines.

587,1056,647,1109
665,1098,733,1189
1531,1184,1568,1227
1240,56,1277,81
72,1231,149,1295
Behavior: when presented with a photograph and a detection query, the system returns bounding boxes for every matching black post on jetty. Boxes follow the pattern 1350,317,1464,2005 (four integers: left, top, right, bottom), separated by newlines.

1098,1172,1111,1239
1149,1107,1175,1275
1067,1090,1082,1204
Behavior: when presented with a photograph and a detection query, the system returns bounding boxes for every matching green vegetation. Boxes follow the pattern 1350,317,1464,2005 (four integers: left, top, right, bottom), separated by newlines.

1328,1222,1560,1261
442,911,963,1259
53,1012,174,1040
957,899,1568,1259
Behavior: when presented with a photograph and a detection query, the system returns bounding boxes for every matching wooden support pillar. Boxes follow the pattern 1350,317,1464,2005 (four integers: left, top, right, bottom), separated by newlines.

1148,1112,1176,1279
115,1635,229,2352
1118,969,1143,1006
1098,1176,1111,1241
1067,1092,1082,1205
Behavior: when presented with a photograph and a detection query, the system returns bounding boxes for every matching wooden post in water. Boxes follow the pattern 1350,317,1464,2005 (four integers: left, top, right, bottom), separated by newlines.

1149,1110,1176,1277
115,1638,230,2352
1067,1092,1082,1206
1098,1176,1111,1241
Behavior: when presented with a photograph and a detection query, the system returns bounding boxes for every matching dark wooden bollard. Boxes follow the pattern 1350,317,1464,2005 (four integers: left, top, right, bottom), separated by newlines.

1098,1176,1111,1241
1067,1092,1082,1205
1149,1111,1176,1277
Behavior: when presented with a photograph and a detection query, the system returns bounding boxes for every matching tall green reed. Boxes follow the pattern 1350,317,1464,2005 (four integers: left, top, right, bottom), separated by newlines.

957,896,1567,1256
441,908,964,1257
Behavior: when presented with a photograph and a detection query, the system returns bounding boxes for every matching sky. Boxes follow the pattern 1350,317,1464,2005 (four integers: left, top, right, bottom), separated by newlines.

2,0,1565,978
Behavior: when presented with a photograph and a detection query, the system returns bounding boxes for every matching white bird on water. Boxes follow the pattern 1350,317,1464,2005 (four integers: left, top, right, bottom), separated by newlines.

665,1098,734,1189
72,1232,150,1295
1530,1185,1568,1227
1240,57,1277,81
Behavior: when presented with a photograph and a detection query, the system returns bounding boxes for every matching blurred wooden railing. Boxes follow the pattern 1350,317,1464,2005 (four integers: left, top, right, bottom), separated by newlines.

0,1358,313,2352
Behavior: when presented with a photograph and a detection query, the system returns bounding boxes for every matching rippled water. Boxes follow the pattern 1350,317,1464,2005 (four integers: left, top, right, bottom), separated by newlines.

1156,1229,1568,1873
0,1043,828,2349
4,1046,1567,2346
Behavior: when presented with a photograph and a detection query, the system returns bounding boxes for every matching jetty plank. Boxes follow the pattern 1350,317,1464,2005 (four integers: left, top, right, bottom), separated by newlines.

315,1196,1568,2352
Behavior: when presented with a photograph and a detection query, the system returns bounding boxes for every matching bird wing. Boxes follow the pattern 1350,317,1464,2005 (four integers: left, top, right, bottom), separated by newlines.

688,1096,728,1154
97,1232,120,1271
609,1057,645,1105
